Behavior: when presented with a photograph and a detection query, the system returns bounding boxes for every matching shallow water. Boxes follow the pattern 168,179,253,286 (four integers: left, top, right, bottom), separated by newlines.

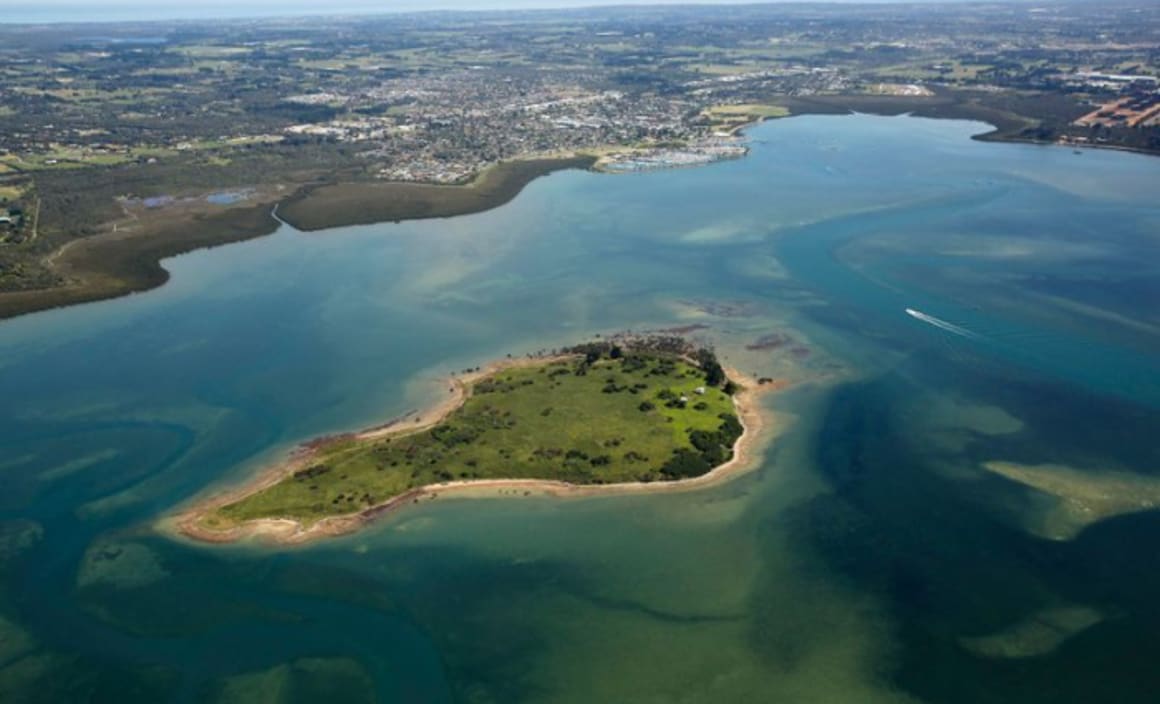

0,115,1157,702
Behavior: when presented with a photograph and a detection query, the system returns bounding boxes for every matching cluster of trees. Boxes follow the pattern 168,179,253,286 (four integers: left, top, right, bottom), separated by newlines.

660,413,743,479
692,346,738,393
602,377,650,395
430,424,481,449
559,339,744,393
694,347,726,387
563,335,694,360
474,377,535,394
292,464,333,481
656,388,688,409
562,448,613,467
659,449,712,479
331,490,376,506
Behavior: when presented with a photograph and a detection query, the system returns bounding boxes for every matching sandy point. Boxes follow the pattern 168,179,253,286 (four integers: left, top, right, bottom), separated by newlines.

168,360,786,547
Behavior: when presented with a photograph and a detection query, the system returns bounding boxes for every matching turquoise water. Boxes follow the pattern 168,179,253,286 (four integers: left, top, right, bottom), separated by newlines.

0,115,1158,702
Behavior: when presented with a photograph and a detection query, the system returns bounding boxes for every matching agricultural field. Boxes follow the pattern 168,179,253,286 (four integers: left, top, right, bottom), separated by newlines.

702,104,791,132
0,184,28,203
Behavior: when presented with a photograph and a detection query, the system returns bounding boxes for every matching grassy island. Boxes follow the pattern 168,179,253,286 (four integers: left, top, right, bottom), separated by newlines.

181,339,758,543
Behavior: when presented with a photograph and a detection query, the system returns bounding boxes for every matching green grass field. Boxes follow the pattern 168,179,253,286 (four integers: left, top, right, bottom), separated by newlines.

211,351,741,527
702,104,791,131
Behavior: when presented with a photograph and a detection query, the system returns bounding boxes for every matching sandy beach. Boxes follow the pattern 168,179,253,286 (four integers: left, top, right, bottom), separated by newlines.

171,358,783,546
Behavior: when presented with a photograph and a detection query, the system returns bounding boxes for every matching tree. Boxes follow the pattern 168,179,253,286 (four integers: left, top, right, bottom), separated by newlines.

695,347,726,387
660,449,711,479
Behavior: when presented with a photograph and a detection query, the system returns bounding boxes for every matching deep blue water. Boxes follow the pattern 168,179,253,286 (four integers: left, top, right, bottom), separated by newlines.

0,115,1158,702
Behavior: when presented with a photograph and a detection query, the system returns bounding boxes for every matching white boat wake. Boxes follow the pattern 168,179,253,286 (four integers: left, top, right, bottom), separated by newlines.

905,308,980,339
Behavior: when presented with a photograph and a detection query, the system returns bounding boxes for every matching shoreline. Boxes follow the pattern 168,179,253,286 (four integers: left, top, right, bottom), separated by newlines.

768,91,1160,159
169,360,779,546
276,155,596,232
0,155,594,322
0,198,283,322
5,93,1146,324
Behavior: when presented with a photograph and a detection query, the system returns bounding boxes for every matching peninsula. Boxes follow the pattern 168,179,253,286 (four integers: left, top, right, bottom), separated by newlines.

177,338,770,544
0,155,593,321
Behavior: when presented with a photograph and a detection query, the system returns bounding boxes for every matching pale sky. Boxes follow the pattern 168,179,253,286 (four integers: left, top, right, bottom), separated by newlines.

9,0,1001,24
19,0,974,7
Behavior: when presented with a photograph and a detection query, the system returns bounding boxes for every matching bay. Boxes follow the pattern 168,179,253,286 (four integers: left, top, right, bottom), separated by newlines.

0,114,1157,702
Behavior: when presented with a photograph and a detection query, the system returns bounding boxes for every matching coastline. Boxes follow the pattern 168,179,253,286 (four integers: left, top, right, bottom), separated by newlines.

770,93,1032,138
0,199,283,322
277,155,596,232
0,155,594,322
4,92,1141,325
169,360,780,546
768,91,1160,159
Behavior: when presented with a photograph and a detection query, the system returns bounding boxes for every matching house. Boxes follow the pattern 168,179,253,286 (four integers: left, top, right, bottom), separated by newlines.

0,209,24,229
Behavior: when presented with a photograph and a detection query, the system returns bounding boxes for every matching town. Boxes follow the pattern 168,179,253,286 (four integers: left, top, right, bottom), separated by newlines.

0,2,1158,298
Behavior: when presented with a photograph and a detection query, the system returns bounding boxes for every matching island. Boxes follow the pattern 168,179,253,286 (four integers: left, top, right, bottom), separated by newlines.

176,337,770,544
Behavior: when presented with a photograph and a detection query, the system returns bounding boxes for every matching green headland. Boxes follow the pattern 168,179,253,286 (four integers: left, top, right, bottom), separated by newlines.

0,155,593,322
180,338,760,544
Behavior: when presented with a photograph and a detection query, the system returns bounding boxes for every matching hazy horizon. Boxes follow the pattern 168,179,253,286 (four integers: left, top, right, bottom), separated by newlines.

5,0,1032,25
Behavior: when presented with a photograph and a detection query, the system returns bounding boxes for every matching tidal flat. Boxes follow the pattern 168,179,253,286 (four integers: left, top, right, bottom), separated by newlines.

0,114,1157,702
